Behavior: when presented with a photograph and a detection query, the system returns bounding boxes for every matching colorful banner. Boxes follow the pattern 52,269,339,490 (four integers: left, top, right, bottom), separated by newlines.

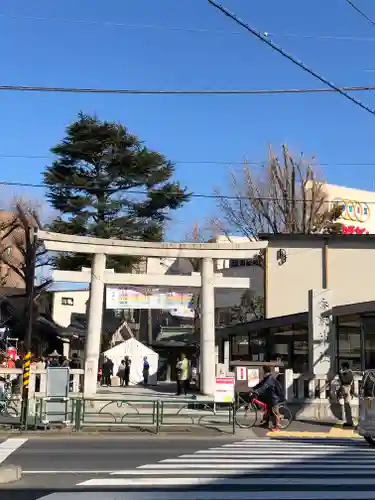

105,286,194,311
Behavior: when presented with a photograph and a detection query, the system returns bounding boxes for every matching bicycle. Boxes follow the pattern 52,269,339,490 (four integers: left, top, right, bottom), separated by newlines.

0,381,19,418
235,393,293,429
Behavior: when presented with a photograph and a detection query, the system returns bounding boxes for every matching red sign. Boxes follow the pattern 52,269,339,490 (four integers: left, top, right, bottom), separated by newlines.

342,224,369,235
215,377,235,384
7,348,17,360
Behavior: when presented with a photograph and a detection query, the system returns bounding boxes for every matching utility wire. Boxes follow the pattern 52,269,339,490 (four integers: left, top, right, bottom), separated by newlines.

1,178,375,204
207,0,375,118
2,13,375,42
2,84,375,95
2,153,375,167
344,0,375,27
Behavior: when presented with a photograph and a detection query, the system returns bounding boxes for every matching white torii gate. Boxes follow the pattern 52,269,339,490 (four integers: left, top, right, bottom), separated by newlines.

38,230,268,397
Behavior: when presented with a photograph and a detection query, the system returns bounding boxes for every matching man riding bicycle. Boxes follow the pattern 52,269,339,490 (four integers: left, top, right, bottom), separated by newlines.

250,366,284,432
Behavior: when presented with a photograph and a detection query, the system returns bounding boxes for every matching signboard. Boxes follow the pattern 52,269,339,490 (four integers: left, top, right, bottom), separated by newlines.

7,348,16,360
106,286,194,311
308,289,334,376
236,366,247,381
342,225,369,235
214,377,235,403
332,199,371,223
247,368,260,388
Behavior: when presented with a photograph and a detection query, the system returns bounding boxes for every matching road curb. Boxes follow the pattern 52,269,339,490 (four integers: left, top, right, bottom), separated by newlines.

0,465,22,483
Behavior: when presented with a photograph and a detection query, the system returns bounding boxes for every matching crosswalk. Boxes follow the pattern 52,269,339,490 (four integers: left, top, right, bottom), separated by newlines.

69,436,375,499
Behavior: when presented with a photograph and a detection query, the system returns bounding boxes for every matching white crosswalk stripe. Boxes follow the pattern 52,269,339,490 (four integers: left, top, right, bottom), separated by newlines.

67,436,375,498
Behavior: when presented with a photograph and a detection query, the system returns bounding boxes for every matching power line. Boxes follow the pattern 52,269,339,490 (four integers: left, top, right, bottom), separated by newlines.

2,83,375,95
344,0,375,27
2,178,375,204
0,154,263,164
2,13,375,42
207,0,375,118
2,153,375,167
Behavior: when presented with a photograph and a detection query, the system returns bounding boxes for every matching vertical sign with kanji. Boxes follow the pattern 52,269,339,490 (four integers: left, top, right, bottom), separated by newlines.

308,289,335,376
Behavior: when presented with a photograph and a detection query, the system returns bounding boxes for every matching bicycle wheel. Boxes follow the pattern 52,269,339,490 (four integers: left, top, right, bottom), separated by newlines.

3,403,19,419
278,404,293,429
235,404,258,428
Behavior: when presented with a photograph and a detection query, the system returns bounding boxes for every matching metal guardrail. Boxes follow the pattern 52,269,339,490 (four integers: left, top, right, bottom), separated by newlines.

0,396,235,433
0,396,236,433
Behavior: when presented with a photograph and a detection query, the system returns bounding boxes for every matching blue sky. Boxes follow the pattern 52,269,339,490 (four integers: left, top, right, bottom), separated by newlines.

2,0,375,240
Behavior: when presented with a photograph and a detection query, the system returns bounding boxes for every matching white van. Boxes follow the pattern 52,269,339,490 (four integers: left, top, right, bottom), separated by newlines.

358,369,375,446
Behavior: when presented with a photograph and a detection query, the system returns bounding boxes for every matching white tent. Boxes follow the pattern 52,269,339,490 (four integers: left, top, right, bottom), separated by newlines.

103,338,159,385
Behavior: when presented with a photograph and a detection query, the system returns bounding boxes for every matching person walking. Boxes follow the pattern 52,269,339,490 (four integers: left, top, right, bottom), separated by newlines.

124,356,131,386
176,353,189,396
117,359,127,387
102,357,114,386
339,361,354,427
142,357,150,385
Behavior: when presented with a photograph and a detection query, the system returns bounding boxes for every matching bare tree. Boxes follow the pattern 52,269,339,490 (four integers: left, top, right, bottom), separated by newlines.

216,145,343,241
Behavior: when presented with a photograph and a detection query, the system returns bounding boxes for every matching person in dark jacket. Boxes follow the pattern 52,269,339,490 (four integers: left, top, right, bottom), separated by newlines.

102,357,114,386
69,354,81,370
142,357,150,385
251,366,283,431
124,356,131,386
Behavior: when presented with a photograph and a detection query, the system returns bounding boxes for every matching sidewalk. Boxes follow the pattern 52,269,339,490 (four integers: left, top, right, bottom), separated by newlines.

96,382,203,400
267,419,361,439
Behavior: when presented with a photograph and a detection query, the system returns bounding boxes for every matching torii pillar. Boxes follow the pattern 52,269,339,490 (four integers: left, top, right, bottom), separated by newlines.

84,253,106,397
200,257,215,396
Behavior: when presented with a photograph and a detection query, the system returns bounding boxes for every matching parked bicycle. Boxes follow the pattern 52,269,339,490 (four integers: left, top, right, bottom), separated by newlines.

0,381,19,418
235,393,293,429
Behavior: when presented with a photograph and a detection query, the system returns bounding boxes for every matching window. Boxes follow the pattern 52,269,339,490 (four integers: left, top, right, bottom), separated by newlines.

337,316,361,371
61,297,74,306
231,335,250,359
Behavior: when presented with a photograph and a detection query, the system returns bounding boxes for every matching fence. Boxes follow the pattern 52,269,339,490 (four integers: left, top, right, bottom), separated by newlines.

0,367,84,397
283,369,362,403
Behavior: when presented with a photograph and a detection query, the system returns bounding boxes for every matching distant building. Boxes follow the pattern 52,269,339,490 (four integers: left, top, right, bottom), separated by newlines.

323,183,375,235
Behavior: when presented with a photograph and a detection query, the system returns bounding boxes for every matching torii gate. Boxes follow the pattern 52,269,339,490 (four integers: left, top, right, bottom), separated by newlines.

38,230,268,397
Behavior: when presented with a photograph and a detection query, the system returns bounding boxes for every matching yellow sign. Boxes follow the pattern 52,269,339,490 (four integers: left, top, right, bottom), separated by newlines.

332,199,370,223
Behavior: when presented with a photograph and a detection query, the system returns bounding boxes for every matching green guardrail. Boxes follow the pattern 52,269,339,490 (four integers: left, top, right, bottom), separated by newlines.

22,397,236,434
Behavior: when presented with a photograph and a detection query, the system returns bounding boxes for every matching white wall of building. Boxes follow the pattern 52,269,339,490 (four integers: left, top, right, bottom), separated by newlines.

213,235,259,270
52,289,89,327
215,264,263,308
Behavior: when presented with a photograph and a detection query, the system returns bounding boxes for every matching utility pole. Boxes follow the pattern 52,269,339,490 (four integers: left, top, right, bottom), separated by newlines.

284,144,296,232
291,164,296,232
20,228,37,429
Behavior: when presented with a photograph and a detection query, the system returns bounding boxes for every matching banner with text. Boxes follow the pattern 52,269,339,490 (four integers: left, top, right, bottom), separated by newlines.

106,286,194,311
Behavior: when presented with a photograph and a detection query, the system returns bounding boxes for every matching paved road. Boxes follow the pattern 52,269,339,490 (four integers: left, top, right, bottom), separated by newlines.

2,434,375,499
0,435,241,495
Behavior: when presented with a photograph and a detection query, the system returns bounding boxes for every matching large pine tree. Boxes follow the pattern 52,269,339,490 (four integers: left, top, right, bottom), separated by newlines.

44,113,190,271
